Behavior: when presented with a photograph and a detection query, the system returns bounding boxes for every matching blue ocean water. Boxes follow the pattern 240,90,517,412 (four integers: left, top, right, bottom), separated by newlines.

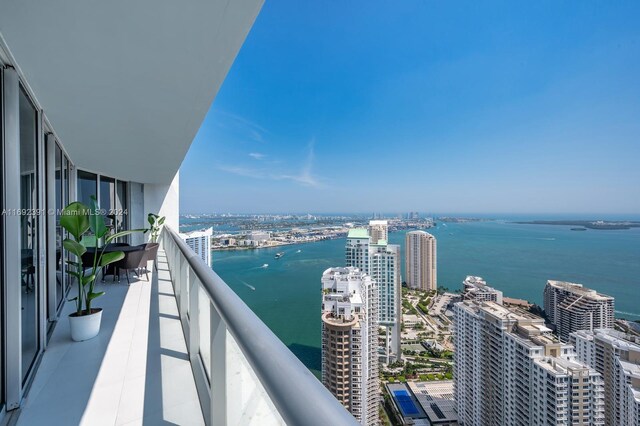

210,220,640,374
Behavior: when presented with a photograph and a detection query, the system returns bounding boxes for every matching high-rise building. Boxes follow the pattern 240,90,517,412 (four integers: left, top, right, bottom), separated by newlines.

543,280,615,341
321,267,379,426
368,220,388,244
571,329,640,426
461,275,503,304
180,227,213,267
346,229,401,361
405,231,437,292
453,301,605,426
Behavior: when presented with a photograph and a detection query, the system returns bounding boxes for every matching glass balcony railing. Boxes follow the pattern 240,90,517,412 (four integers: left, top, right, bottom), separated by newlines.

162,227,358,426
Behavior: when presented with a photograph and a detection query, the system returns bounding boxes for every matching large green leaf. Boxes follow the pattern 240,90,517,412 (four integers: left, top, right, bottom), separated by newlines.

82,274,96,285
158,217,165,225
63,238,87,257
89,196,108,238
87,291,105,301
81,235,98,248
65,269,82,279
100,251,124,266
105,228,147,243
148,213,157,226
60,202,90,240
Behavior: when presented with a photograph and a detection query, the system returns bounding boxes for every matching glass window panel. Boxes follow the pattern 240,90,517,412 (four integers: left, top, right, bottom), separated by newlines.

63,157,72,291
19,87,40,382
77,170,97,207
55,145,64,308
100,176,115,232
115,181,128,233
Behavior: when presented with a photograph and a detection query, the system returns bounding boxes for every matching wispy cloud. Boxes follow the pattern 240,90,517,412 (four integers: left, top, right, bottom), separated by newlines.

217,165,266,179
218,139,324,188
216,110,269,144
249,152,266,160
276,139,321,187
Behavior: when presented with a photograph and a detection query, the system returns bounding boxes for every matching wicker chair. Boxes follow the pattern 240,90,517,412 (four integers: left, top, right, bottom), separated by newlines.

114,247,147,284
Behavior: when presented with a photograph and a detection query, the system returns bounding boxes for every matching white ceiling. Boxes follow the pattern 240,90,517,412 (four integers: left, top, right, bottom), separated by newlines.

0,0,263,183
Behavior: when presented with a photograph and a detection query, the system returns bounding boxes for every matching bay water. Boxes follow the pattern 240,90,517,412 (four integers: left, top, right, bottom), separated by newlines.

210,220,640,374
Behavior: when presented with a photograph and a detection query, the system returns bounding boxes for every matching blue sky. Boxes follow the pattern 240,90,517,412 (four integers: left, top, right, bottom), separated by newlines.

180,1,640,214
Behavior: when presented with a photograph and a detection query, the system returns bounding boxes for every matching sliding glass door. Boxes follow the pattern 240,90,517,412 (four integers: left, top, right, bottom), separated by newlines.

19,87,40,382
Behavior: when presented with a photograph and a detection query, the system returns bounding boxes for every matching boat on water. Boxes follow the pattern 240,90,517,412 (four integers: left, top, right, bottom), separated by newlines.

261,263,269,268
296,249,301,253
275,252,284,259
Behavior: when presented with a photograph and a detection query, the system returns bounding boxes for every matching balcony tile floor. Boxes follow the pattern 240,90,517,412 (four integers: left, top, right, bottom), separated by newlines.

17,251,204,426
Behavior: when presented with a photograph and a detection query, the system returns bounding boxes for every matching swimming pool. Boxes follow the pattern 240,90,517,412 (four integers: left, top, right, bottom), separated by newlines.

393,390,420,416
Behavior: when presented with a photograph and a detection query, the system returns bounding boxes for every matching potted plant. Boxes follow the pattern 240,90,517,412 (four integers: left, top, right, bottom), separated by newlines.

61,197,143,341
147,213,166,243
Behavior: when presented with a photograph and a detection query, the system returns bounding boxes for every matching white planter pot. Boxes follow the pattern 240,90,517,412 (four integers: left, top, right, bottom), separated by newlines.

69,308,103,342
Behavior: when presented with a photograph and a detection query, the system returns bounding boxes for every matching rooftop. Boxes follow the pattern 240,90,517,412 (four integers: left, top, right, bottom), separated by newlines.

547,280,614,301
347,228,370,239
534,357,593,376
407,381,459,424
179,227,213,238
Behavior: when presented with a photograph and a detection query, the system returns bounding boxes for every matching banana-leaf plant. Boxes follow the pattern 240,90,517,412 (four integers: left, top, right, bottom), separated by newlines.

147,213,165,243
60,196,144,316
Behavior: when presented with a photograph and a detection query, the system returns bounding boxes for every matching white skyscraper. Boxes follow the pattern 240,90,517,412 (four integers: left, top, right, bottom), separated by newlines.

571,329,640,426
179,227,213,267
543,280,615,341
346,228,401,361
321,267,378,426
405,230,437,291
454,300,605,426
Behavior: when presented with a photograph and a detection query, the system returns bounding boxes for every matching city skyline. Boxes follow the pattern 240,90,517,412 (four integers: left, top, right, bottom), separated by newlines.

180,1,640,214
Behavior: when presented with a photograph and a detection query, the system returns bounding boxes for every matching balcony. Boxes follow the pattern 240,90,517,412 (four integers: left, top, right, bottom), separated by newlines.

15,227,357,425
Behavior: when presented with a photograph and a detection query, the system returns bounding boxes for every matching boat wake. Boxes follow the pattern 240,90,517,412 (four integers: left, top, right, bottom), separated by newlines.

240,280,256,291
249,263,269,270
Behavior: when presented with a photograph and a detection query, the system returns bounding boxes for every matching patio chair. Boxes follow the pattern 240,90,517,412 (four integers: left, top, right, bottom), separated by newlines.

114,247,147,284
141,242,160,278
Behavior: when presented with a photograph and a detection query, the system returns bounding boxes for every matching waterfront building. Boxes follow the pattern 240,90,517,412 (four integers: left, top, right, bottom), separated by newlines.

368,220,388,244
453,301,605,426
571,329,640,426
461,275,503,304
346,229,401,361
247,230,271,243
405,231,437,292
321,267,379,425
543,280,615,341
180,227,213,267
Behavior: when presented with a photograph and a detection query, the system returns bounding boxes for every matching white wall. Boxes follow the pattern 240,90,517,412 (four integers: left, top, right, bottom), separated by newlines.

143,171,180,237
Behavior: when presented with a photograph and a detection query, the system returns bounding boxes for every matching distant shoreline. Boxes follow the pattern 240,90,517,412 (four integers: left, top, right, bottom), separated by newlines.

514,220,640,230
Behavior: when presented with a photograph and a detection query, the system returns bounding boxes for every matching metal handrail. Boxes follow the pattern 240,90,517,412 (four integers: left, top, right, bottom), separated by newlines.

164,226,358,426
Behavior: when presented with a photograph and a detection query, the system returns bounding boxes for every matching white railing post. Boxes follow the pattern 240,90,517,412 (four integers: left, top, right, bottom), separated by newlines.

173,243,180,298
179,256,189,319
189,270,200,357
210,305,227,426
